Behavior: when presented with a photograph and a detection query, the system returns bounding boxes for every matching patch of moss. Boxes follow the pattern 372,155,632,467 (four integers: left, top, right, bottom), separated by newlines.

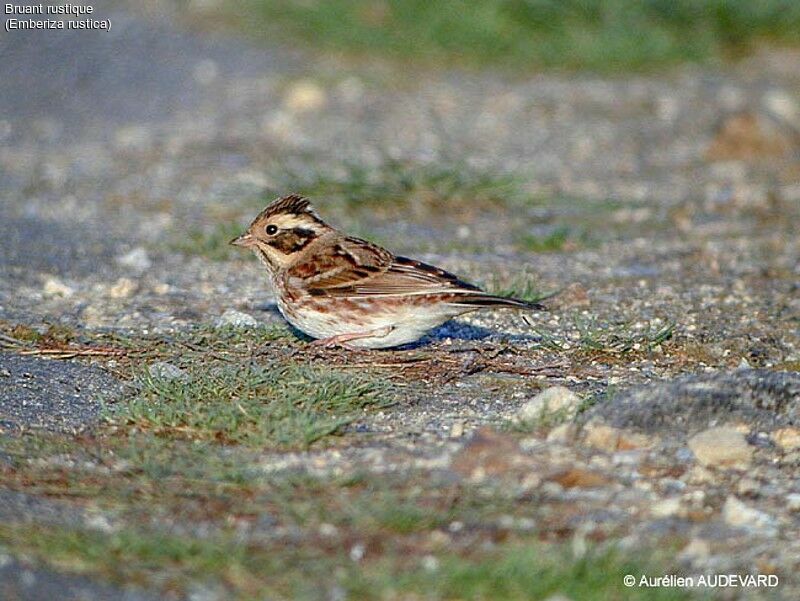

108,362,392,447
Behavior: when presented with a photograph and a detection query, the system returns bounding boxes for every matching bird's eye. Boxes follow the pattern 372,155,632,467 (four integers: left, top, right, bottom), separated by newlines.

265,224,278,235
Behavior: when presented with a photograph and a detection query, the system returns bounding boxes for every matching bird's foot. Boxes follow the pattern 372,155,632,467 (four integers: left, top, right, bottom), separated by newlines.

309,326,394,350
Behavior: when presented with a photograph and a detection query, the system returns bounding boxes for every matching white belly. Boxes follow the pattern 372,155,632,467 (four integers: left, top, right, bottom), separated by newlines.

276,295,463,349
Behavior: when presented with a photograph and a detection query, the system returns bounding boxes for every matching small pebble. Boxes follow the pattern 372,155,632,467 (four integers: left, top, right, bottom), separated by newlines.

678,538,711,562
650,497,682,518
349,543,365,562
773,427,800,451
284,80,327,113
216,309,258,328
108,277,138,299
116,247,152,272
147,362,186,381
688,427,752,467
450,421,465,439
517,386,580,424
42,276,74,298
582,422,621,452
722,496,777,536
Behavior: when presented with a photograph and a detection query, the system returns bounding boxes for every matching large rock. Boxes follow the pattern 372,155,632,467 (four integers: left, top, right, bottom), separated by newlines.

580,370,800,435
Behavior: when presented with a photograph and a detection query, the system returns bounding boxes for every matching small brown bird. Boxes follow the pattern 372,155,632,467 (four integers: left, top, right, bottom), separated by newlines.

231,194,545,349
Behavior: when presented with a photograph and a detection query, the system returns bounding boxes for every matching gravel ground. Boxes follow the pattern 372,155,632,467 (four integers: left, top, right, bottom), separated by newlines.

0,354,123,434
1,2,799,599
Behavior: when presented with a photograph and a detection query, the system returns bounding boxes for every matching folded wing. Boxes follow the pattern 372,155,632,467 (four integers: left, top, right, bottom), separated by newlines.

286,236,544,310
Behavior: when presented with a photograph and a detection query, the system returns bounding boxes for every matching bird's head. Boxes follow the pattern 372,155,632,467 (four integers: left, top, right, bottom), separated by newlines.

230,194,330,270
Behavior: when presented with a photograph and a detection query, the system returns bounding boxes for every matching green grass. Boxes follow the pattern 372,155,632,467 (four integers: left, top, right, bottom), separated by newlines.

268,157,530,214
173,220,250,261
341,487,451,534
574,318,676,355
515,226,572,252
108,361,391,447
531,318,676,356
0,430,700,600
354,545,695,601
232,0,800,72
0,522,697,601
17,323,393,449
487,272,553,304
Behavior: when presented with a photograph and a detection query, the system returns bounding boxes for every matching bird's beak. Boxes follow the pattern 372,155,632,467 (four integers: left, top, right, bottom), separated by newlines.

230,233,255,248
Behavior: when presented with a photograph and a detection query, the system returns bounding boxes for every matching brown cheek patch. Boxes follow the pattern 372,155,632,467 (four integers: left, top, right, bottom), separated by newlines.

268,228,316,254
291,262,319,278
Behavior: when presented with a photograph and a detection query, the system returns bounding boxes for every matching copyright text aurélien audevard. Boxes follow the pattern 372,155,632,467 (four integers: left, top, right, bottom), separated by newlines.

5,4,110,32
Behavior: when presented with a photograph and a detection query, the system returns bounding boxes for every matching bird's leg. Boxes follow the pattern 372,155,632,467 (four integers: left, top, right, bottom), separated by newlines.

309,326,394,349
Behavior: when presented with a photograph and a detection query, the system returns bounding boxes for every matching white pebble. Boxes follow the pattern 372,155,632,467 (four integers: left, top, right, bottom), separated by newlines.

216,309,258,328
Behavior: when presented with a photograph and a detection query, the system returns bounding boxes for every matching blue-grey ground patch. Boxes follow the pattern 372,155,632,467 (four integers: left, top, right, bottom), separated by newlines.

581,369,800,434
0,353,122,434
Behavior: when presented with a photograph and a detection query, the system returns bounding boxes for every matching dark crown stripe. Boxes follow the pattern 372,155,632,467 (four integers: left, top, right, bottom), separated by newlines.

260,194,317,219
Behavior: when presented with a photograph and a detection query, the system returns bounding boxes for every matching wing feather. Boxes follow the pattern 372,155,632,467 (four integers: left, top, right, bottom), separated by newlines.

285,236,393,290
285,237,545,310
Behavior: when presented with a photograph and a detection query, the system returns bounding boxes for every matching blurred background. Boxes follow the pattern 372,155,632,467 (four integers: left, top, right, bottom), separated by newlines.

1,2,800,600
2,0,799,332
2,0,799,269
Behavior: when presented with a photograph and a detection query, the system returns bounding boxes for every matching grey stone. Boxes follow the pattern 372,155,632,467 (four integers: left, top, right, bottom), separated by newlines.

517,386,581,424
147,361,186,381
581,370,800,435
